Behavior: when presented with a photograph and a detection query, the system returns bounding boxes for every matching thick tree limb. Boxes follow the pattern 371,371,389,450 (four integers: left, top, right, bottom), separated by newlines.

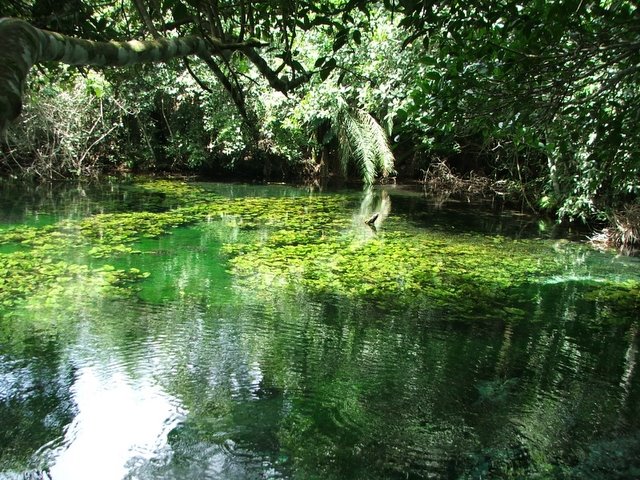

0,17,266,135
132,0,162,39
198,52,258,136
242,47,311,93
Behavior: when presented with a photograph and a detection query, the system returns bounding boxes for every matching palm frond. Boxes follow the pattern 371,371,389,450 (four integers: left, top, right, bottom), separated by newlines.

356,109,396,180
332,99,395,185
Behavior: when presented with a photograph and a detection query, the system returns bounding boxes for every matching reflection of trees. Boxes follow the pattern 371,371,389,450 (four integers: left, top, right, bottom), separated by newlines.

114,271,637,478
390,191,548,240
2,210,639,478
208,281,638,478
354,188,391,236
0,179,175,227
101,220,640,479
0,338,76,473
467,280,640,478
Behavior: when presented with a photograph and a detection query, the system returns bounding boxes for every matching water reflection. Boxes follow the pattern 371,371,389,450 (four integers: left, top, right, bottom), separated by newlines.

3,276,640,478
0,182,639,479
354,188,392,237
0,346,76,475
50,364,183,480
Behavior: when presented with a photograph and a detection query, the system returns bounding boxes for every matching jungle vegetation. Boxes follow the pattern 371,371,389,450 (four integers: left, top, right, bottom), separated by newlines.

0,0,639,245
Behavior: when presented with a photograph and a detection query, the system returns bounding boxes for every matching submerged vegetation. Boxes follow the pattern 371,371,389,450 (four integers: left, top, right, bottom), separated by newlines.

1,179,637,321
1,178,639,479
223,216,554,315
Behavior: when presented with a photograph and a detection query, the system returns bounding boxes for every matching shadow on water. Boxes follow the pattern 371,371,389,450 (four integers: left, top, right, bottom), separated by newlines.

385,184,592,242
0,177,189,228
0,179,638,479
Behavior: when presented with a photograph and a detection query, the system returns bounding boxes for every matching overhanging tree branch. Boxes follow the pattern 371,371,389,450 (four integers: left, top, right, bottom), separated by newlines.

0,17,266,135
242,47,311,93
132,0,161,38
197,52,259,138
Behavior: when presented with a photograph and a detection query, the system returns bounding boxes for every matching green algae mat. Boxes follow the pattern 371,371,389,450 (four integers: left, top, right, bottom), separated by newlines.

2,179,636,317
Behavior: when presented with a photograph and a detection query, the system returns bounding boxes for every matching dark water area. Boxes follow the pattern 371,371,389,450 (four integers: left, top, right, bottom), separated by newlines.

0,179,639,479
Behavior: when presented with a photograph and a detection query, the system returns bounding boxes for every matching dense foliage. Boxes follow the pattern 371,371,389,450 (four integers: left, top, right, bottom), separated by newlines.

392,0,640,222
1,0,639,229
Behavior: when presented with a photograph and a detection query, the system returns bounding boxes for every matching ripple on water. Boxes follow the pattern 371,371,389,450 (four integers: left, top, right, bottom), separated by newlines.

13,300,191,480
4,267,636,480
43,353,186,480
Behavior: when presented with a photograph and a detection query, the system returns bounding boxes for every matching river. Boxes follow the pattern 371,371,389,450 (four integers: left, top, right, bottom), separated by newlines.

0,179,638,479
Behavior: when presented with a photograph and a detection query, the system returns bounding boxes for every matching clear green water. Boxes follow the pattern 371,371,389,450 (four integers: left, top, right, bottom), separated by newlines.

0,179,639,479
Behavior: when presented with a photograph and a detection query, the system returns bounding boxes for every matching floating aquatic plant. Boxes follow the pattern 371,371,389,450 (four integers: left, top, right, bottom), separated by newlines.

224,226,561,316
584,279,640,320
1,179,637,321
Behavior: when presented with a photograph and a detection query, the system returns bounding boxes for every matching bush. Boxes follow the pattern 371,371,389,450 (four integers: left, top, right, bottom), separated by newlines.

0,70,128,178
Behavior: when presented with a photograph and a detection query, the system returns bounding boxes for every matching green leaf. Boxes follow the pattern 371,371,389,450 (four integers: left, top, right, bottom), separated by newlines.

172,2,190,23
320,66,334,81
291,60,305,72
333,34,349,52
311,16,332,27
324,58,337,72
314,56,327,68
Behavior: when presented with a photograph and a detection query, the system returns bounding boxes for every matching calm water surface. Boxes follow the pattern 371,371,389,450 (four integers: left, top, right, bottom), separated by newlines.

0,180,639,479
